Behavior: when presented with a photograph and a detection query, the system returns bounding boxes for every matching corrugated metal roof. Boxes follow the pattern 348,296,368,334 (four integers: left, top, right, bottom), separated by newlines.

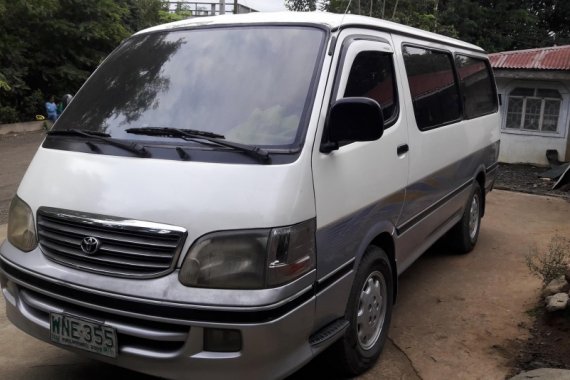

489,45,570,70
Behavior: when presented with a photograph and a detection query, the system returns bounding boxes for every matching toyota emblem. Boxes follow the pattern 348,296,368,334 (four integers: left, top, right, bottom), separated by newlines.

80,237,101,255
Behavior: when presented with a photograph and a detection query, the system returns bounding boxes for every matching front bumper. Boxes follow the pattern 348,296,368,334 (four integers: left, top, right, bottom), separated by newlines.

0,254,317,380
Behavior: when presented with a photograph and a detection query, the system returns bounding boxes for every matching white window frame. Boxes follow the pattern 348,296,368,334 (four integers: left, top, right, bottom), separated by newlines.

501,81,569,138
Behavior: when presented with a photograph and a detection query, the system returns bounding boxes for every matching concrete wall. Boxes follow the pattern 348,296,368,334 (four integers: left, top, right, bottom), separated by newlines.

499,132,567,166
494,75,570,165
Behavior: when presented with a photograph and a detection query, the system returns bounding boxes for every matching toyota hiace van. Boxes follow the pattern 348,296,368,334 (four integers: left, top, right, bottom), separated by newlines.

1,12,500,379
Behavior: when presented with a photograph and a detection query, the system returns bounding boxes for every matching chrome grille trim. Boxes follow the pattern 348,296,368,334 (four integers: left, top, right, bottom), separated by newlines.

37,207,187,278
17,287,189,354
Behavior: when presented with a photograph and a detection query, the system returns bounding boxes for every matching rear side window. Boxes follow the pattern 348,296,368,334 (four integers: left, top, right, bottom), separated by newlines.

344,51,398,127
402,46,461,130
455,55,497,118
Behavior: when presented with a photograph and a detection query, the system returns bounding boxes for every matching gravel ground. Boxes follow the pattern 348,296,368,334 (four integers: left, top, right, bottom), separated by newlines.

495,163,570,200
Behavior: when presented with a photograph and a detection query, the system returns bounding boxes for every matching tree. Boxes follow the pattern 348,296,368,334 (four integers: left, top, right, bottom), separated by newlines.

438,0,551,51
120,0,163,32
321,0,561,52
158,1,193,23
286,0,317,11
0,0,177,123
531,0,570,45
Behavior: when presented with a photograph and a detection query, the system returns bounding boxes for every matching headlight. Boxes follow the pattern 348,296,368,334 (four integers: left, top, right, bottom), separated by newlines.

179,219,316,289
7,196,37,252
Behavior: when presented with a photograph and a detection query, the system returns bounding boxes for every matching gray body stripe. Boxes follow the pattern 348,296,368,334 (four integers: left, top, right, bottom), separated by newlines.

398,141,499,228
315,140,499,280
315,191,403,281
396,178,472,235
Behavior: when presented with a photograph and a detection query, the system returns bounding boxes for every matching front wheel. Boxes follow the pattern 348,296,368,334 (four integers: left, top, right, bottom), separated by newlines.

447,181,483,254
329,246,394,376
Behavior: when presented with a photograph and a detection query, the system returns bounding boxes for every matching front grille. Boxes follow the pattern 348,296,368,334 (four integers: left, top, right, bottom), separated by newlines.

37,207,187,278
17,286,189,355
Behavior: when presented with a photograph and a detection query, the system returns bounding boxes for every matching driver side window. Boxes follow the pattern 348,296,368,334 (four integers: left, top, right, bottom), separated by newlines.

343,51,398,128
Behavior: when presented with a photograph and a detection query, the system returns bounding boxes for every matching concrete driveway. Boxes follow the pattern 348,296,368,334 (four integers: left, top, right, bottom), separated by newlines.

1,132,570,379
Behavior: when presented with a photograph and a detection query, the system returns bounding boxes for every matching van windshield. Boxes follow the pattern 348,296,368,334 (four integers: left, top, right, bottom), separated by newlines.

53,26,326,149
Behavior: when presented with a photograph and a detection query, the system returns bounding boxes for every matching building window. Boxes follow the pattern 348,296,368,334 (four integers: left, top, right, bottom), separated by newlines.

505,88,562,133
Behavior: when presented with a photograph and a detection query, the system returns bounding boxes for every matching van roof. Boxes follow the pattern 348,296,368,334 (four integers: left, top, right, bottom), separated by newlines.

136,11,484,53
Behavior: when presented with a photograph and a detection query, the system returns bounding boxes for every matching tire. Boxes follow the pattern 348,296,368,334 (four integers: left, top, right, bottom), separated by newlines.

447,181,483,254
329,246,394,377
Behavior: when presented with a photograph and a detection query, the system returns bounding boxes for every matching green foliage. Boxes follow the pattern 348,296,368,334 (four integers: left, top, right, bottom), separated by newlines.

158,9,192,23
0,0,172,123
158,1,192,23
0,106,19,124
525,236,570,286
323,0,567,52
120,0,163,32
286,0,317,11
531,0,570,45
22,89,45,119
0,0,134,122
0,72,10,92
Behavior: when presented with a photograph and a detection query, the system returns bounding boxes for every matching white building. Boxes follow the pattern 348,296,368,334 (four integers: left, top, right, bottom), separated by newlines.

490,45,570,165
164,1,286,16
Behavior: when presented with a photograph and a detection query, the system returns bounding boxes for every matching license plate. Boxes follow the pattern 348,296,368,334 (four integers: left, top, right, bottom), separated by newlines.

50,313,117,358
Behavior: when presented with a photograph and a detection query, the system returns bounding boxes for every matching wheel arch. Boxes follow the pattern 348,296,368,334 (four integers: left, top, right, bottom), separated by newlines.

475,168,486,217
370,232,398,304
354,223,398,305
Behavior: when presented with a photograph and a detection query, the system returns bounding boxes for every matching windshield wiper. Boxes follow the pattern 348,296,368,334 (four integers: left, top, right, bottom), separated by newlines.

47,129,150,157
125,127,270,163
126,127,225,139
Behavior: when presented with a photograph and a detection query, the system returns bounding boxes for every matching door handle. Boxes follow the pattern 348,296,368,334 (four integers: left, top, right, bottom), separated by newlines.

397,144,409,156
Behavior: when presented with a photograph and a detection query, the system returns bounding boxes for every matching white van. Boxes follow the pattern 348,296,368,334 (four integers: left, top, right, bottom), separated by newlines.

1,12,500,380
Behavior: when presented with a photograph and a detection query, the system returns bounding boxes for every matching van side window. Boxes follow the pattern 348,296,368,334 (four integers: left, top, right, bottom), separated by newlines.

455,55,498,119
344,51,398,127
402,46,461,130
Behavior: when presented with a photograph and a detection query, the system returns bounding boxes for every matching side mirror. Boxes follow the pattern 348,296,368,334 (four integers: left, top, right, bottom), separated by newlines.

321,97,384,153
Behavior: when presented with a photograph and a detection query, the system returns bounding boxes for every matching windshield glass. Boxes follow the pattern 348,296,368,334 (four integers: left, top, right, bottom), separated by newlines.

53,26,326,149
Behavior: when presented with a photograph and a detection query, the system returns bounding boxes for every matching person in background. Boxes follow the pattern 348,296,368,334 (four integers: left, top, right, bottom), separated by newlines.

56,100,63,116
45,96,58,122
56,94,74,117
62,94,73,109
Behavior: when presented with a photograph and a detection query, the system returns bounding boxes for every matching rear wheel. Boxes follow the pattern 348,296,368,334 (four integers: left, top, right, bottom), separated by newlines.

448,181,483,254
329,246,394,376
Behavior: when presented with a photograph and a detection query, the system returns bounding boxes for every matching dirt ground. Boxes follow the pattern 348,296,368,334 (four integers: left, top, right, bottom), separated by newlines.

382,191,569,379
494,163,570,377
510,308,570,376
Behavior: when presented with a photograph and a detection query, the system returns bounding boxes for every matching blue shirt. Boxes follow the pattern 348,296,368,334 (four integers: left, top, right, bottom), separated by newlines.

45,101,57,115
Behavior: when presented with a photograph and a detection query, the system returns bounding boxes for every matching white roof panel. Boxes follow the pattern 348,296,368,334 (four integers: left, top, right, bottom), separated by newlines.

136,11,484,52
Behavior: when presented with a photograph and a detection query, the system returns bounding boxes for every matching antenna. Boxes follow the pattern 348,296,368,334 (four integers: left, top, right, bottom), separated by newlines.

339,0,353,28
343,0,353,14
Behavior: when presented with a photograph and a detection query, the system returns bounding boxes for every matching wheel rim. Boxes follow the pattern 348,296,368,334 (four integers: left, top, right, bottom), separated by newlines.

468,193,480,241
356,270,387,351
